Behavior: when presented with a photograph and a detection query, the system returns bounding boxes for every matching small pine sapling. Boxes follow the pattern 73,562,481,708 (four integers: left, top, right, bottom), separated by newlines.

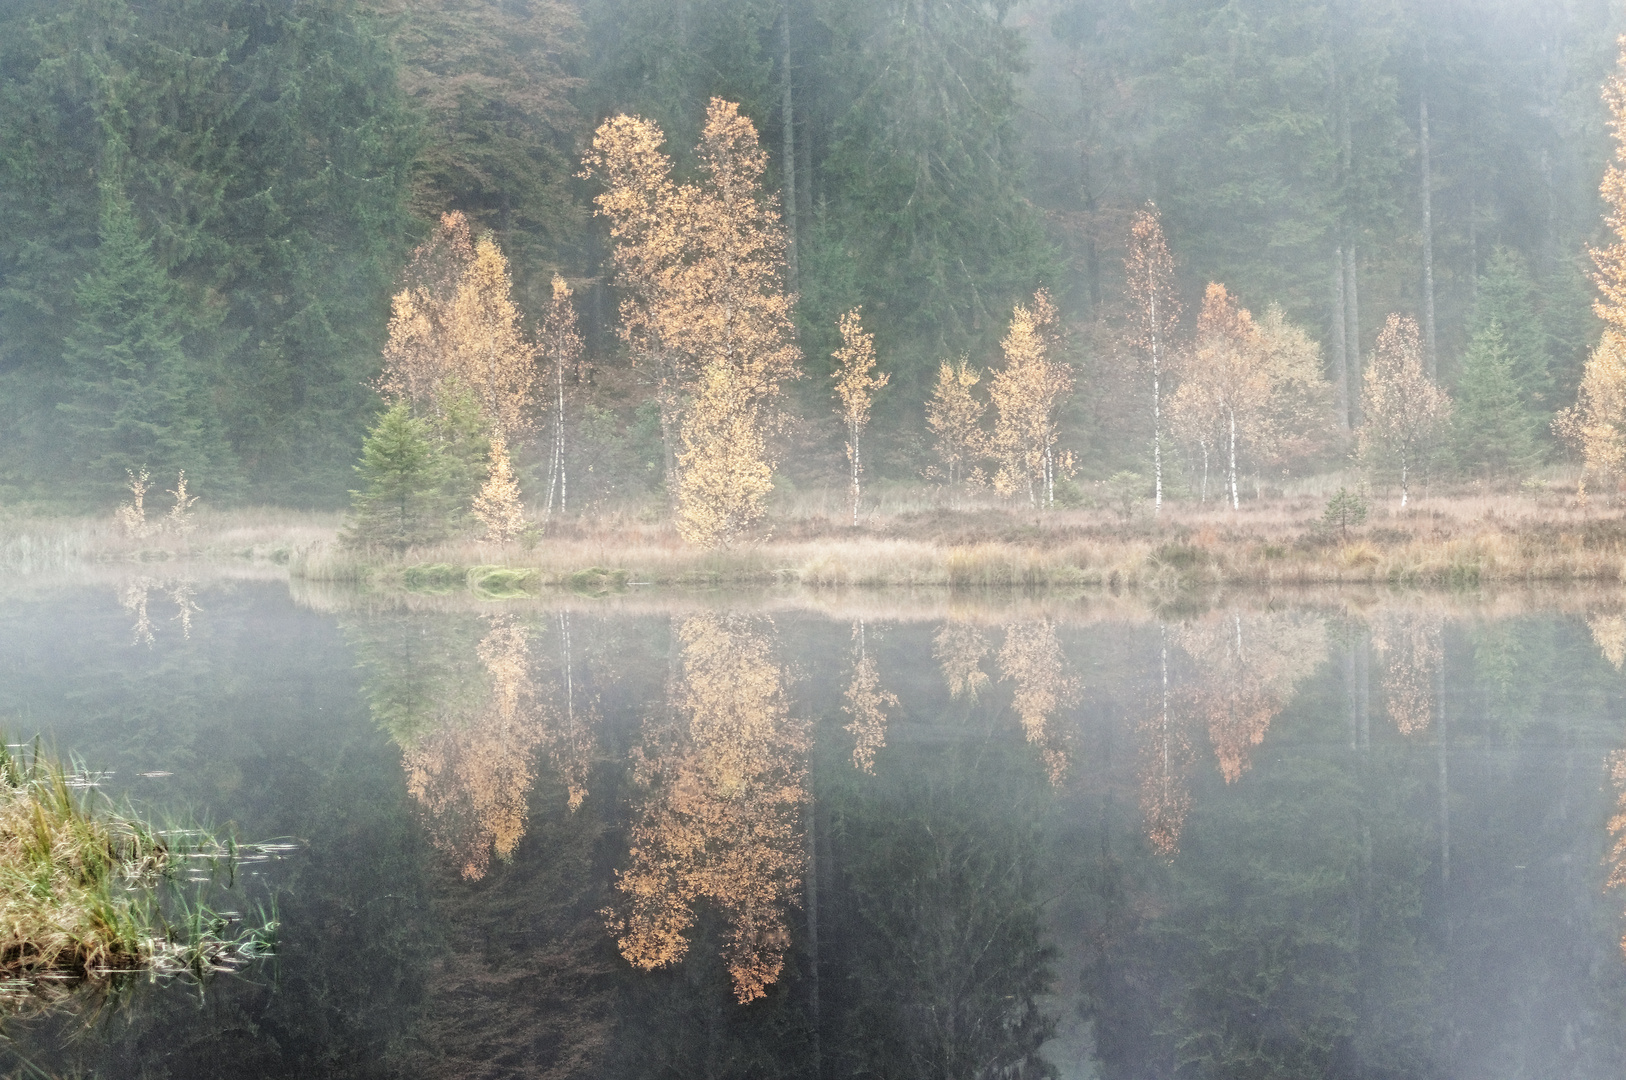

1322,486,1369,539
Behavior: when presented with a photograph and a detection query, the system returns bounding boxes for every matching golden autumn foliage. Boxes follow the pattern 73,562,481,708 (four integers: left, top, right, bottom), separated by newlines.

1175,612,1327,783
989,291,1073,508
1359,314,1451,507
1125,204,1182,510
380,212,476,410
379,214,538,438
832,308,889,526
447,235,538,437
1373,612,1442,736
926,358,986,500
1606,750,1626,957
998,621,1079,784
1566,36,1626,502
608,614,808,1003
843,622,897,774
583,99,799,501
1174,287,1336,505
403,615,547,881
1591,614,1626,671
471,434,526,543
674,363,774,547
540,274,587,517
1555,331,1626,499
934,622,990,701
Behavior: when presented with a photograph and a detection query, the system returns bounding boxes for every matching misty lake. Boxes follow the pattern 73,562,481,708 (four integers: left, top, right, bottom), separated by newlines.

2,574,1626,1078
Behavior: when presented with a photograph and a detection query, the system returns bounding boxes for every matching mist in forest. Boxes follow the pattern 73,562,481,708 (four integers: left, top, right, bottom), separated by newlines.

1,0,1621,530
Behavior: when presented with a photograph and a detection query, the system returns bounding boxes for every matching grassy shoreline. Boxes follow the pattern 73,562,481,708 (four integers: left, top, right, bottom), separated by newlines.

11,491,1626,591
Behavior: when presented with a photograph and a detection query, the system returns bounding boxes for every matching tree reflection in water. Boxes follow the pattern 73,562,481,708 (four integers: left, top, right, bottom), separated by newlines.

608,613,809,1003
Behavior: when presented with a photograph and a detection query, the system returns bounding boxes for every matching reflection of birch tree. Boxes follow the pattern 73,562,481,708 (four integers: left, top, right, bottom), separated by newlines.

998,621,1079,784
1140,624,1193,855
1176,612,1327,782
608,614,809,1003
402,614,547,881
843,621,897,774
549,611,595,811
934,622,990,701
1373,613,1442,736
1590,614,1626,671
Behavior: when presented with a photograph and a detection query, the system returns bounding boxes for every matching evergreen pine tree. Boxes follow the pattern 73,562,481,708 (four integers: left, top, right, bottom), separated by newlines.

57,186,232,502
1470,248,1551,419
345,401,448,550
1453,320,1541,478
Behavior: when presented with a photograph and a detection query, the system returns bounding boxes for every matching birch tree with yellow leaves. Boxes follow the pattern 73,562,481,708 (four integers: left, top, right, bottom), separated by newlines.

1359,314,1451,507
1556,36,1626,500
380,213,537,439
1126,205,1181,511
926,357,985,504
583,98,800,535
1171,284,1269,510
832,308,888,525
988,291,1072,508
539,274,586,517
378,212,476,413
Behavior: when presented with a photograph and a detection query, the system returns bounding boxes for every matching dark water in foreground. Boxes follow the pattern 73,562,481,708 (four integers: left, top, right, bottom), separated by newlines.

2,577,1626,1079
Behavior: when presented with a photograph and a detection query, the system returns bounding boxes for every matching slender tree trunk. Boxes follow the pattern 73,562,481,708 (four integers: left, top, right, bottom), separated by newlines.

1345,245,1361,426
1228,409,1239,510
849,422,860,526
1200,441,1209,503
1400,454,1409,508
1332,248,1349,429
1152,298,1163,512
781,3,798,294
1420,94,1438,379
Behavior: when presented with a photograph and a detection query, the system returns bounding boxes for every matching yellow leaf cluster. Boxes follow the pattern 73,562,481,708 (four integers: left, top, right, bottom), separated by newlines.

1591,613,1626,671
1556,330,1626,498
988,291,1073,507
402,615,547,881
380,213,538,437
842,624,897,774
1174,612,1327,782
471,434,526,543
926,358,986,497
674,364,774,548
1372,612,1442,737
933,622,990,701
608,615,808,1003
1359,314,1451,505
997,620,1080,784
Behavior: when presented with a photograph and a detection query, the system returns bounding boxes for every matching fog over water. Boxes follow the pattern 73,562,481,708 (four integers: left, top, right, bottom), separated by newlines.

1,577,1623,1078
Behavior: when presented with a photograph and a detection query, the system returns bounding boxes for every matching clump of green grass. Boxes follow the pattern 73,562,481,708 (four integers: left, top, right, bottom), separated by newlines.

0,741,275,994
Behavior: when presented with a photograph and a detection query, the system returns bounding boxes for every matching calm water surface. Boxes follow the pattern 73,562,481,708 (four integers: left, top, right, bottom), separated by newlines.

1,576,1625,1078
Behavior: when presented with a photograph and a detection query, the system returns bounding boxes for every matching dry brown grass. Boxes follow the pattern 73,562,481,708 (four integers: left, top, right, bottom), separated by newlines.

10,481,1626,592
283,485,1626,592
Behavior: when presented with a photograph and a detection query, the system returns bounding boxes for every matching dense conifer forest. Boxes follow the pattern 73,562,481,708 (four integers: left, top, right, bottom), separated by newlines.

1,0,1620,519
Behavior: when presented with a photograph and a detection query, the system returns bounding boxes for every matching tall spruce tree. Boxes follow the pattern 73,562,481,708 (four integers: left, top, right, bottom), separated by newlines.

1452,320,1541,477
58,187,233,502
1468,248,1551,419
